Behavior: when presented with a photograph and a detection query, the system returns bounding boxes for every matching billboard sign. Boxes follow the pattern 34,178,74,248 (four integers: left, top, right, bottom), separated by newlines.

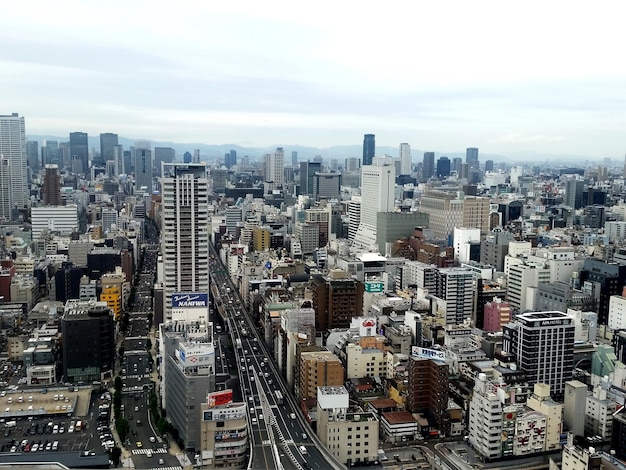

411,346,446,361
365,281,384,293
206,389,233,408
172,293,208,308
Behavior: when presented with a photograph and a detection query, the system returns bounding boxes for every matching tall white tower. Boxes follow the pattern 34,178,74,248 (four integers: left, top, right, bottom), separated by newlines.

0,113,27,217
399,142,411,175
264,147,284,193
161,163,210,322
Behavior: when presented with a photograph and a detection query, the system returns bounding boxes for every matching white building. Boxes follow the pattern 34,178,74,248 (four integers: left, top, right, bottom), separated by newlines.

399,142,411,175
608,295,626,330
263,147,284,193
453,227,481,264
31,205,79,238
161,163,209,322
0,113,28,217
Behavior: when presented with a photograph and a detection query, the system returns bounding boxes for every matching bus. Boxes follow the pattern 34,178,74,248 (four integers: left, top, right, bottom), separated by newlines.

235,338,242,350
274,390,283,405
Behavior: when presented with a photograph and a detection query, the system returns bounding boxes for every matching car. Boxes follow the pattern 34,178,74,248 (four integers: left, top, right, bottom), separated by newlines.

134,406,139,412
158,458,165,465
146,450,153,458
302,433,307,440
149,436,156,443
290,413,296,419
136,441,143,448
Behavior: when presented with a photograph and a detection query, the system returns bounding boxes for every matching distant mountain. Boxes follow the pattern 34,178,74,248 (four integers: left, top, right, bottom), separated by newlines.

28,135,596,165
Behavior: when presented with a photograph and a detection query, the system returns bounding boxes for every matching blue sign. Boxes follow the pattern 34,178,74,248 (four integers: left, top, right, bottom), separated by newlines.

265,261,272,269
172,292,208,308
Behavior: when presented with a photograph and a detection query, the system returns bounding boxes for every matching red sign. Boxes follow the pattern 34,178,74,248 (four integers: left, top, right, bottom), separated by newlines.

362,319,376,327
207,389,233,408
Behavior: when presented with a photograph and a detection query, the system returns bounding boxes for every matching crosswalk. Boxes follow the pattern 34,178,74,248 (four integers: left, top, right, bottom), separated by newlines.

148,467,181,470
131,447,167,455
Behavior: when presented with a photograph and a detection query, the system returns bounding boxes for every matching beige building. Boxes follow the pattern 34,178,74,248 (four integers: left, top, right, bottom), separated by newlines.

297,350,344,401
418,190,489,239
345,343,387,380
527,383,563,452
317,386,379,466
199,401,248,468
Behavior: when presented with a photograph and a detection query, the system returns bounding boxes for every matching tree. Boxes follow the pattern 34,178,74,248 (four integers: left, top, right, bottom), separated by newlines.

146,338,152,351
114,376,122,391
115,417,130,442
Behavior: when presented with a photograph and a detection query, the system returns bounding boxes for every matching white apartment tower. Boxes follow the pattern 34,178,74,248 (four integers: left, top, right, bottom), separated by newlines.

161,163,210,322
0,113,28,217
399,142,411,175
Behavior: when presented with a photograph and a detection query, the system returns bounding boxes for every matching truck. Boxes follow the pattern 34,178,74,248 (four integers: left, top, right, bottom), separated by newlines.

5,420,16,428
235,339,242,350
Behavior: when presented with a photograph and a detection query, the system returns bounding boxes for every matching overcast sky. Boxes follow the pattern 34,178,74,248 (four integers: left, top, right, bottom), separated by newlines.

2,1,626,159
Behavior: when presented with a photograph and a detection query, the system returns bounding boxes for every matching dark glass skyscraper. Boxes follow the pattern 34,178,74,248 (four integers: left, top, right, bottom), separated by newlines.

362,134,375,166
69,131,89,175
422,151,435,180
299,161,321,196
466,147,479,170
437,156,451,178
99,133,118,167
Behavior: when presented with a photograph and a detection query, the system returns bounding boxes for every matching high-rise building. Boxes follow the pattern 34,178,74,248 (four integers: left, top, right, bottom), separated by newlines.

291,150,298,167
299,161,321,196
436,156,450,177
227,149,237,168
422,152,435,180
99,133,118,167
418,190,490,239
313,172,342,200
466,147,479,170
485,159,494,172
344,157,360,172
564,179,585,210
434,267,476,325
42,164,61,206
0,113,28,216
26,139,39,173
310,272,364,332
154,147,175,177
399,142,411,175
161,163,209,322
362,133,375,166
134,148,152,193
0,157,11,220
503,311,575,396
263,147,284,194
407,356,450,435
69,131,89,175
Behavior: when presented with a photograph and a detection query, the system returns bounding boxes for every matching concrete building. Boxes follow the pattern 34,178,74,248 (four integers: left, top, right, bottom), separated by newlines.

434,268,476,326
199,400,248,468
563,380,587,437
503,311,575,396
483,297,511,333
309,272,364,332
527,383,563,452
296,350,344,401
418,190,490,239
0,113,28,217
31,205,79,239
407,356,450,436
399,142,411,175
263,147,284,193
453,227,481,264
345,343,386,380
134,147,152,194
161,163,209,322
160,319,215,450
42,164,61,206
608,295,626,330
316,386,379,466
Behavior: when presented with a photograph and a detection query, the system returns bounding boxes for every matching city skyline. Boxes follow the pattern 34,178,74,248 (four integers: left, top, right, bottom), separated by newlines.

2,2,626,158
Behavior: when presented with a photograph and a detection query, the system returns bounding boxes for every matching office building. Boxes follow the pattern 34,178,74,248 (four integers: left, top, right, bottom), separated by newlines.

565,179,585,210
436,156,450,178
297,351,344,401
466,147,479,170
399,142,411,175
422,152,435,180
579,259,626,325
31,205,78,238
99,133,118,167
263,147,284,193
418,190,490,239
61,300,115,383
291,150,298,167
0,113,28,216
224,149,237,168
26,139,39,173
434,268,476,326
134,147,152,194
161,163,210,322
485,159,494,172
313,172,341,200
199,399,248,467
0,157,11,220
161,319,215,450
362,134,375,166
154,147,175,177
503,311,575,396
69,131,89,175
42,164,61,206
299,161,321,197
317,386,379,466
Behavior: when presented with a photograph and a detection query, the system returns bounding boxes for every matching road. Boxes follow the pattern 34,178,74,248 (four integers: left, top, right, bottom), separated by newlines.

209,248,345,470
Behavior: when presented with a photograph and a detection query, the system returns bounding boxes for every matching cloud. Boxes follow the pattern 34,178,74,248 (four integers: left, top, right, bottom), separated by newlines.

488,133,564,144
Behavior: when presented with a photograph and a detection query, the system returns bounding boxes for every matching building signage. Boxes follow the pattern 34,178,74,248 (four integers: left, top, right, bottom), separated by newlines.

365,281,384,293
411,346,446,360
445,328,472,337
172,293,208,308
206,389,233,408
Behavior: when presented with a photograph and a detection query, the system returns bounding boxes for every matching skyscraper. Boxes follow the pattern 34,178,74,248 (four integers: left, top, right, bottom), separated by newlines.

399,142,411,175
69,131,89,175
154,147,175,177
422,152,435,180
134,148,152,193
299,161,322,196
466,147,479,170
291,151,298,167
263,147,284,193
26,140,40,173
362,134,375,166
99,133,118,166
42,164,61,206
161,163,209,322
0,113,28,216
436,156,450,177
485,159,494,172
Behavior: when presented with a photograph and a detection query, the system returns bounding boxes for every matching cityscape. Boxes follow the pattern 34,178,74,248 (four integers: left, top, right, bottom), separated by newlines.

0,111,625,470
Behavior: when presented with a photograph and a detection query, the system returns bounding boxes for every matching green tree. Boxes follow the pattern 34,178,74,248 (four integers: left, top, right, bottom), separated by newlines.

146,338,152,351
115,417,130,442
114,376,122,391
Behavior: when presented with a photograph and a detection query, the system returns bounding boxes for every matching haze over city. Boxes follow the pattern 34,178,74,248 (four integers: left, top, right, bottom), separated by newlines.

2,1,626,159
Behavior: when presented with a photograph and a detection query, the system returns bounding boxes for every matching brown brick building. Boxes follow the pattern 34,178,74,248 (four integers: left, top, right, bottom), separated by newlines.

407,356,450,436
310,273,364,332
